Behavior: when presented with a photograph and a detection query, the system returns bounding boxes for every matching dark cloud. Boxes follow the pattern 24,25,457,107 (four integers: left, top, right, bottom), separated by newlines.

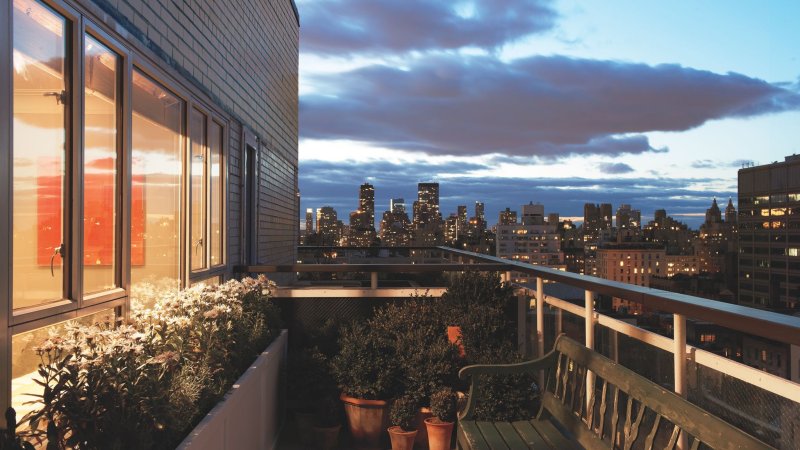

299,0,557,56
599,162,634,174
299,159,733,229
301,55,800,158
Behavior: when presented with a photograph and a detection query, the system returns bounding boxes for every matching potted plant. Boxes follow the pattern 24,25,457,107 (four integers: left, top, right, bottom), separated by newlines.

387,396,418,450
330,323,400,450
311,395,342,450
0,408,34,450
424,389,457,450
287,348,337,445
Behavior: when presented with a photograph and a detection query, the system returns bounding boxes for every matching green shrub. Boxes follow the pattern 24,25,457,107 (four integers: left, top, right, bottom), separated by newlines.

429,388,457,423
390,396,418,431
467,345,539,422
288,349,337,413
330,322,400,400
313,395,343,428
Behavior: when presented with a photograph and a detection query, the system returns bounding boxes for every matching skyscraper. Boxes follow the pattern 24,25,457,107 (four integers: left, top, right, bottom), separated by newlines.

316,206,339,245
583,203,612,241
304,208,314,237
390,198,406,215
413,182,442,245
359,183,375,230
498,207,517,225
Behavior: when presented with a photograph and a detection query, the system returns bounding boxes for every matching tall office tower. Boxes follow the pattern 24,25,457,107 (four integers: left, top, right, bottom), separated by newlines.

583,203,613,241
413,183,441,227
316,206,339,245
359,183,375,230
498,208,517,225
390,198,406,215
738,156,800,381
615,204,642,242
521,202,545,225
457,205,468,238
444,214,460,243
304,208,314,237
475,202,486,231
548,213,560,226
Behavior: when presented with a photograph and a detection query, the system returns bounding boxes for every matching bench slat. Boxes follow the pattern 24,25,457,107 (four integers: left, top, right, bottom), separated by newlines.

493,421,531,449
458,421,492,450
530,415,587,450
475,421,510,449
543,394,613,450
511,420,549,448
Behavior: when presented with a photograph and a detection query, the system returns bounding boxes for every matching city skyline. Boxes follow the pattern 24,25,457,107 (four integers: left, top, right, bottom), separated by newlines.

296,0,800,227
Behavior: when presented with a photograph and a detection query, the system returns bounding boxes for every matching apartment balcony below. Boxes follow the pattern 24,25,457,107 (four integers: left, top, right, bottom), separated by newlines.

235,246,800,450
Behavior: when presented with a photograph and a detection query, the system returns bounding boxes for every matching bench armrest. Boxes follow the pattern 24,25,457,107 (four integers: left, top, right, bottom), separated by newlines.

458,349,559,420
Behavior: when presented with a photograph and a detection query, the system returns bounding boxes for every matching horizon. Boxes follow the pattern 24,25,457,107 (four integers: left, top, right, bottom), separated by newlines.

296,0,800,228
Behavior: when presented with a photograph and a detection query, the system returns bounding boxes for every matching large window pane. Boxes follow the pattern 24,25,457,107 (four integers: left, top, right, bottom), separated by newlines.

190,109,207,271
83,36,118,294
210,121,223,266
12,0,68,309
131,71,183,309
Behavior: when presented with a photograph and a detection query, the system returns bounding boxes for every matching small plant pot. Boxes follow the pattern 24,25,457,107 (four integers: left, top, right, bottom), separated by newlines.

447,326,465,357
387,426,417,450
414,407,433,448
311,423,341,450
424,418,454,450
340,393,391,450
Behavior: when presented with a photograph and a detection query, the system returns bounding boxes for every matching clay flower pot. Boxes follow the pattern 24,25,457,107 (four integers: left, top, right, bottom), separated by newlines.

340,393,391,450
414,406,433,448
424,417,454,450
447,325,466,357
387,426,418,450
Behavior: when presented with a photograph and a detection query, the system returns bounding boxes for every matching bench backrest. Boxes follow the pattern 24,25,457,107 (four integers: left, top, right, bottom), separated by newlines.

542,335,774,450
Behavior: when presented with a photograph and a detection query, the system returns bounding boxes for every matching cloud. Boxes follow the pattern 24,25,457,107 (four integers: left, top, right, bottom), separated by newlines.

299,0,557,56
691,160,716,169
599,162,634,174
298,159,732,228
301,55,800,158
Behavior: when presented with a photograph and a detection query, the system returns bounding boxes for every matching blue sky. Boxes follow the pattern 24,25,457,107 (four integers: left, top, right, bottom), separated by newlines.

296,0,800,228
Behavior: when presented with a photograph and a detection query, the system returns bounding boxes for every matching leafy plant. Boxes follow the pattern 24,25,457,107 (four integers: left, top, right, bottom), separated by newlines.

330,322,400,400
0,408,34,450
390,396,418,431
313,395,343,428
24,276,281,450
467,345,539,422
288,349,337,413
429,389,457,424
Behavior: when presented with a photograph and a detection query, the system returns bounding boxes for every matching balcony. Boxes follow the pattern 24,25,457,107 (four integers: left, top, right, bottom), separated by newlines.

235,246,800,450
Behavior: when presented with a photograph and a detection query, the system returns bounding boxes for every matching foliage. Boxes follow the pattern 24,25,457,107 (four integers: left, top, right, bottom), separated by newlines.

313,395,343,428
467,345,539,422
288,348,337,413
429,389,457,423
370,297,460,406
0,408,34,450
24,276,281,450
330,322,401,400
390,396,418,431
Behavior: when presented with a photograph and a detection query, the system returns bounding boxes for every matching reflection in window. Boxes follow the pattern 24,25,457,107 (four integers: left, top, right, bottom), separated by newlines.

84,36,119,294
131,71,183,308
210,121,224,266
12,0,68,309
11,310,116,419
190,109,207,271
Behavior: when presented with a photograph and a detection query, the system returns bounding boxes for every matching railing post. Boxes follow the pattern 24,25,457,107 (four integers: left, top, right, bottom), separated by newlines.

370,271,378,289
555,308,562,335
585,289,595,413
674,313,687,449
536,277,545,358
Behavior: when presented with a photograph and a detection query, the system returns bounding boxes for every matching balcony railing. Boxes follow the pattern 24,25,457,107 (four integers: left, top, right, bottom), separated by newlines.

237,245,800,449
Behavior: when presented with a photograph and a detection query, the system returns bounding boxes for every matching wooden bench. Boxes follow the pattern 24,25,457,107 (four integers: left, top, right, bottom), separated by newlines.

457,335,774,450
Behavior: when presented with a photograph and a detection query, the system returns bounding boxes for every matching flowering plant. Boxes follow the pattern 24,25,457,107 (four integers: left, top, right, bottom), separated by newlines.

23,276,280,450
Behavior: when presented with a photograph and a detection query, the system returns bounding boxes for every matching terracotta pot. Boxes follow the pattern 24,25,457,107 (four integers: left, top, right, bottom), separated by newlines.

424,418,454,450
294,410,316,446
414,407,433,448
311,424,341,450
387,426,418,450
447,326,466,357
340,393,391,450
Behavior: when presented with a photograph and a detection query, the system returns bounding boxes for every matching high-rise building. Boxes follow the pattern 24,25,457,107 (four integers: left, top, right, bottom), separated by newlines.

390,198,406,215
413,183,442,245
349,183,377,246
596,243,666,314
548,213,560,226
496,204,564,283
521,202,545,225
584,203,613,241
304,208,314,237
457,205,468,238
474,202,486,231
697,198,738,276
359,183,375,230
317,207,339,246
616,204,642,242
498,208,517,225
738,155,800,381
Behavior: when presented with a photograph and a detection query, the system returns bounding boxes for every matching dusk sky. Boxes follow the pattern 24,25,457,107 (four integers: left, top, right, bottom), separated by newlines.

296,0,800,229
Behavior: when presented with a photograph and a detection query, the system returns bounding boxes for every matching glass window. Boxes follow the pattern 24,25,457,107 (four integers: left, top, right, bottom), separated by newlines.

190,109,207,271
12,0,68,310
210,121,224,266
131,71,183,309
83,36,119,294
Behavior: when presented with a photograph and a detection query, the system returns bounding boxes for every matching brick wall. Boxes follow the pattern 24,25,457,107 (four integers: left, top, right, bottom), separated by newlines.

80,0,300,267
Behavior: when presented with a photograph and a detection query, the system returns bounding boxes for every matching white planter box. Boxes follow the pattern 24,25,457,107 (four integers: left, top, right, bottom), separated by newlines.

177,330,288,450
